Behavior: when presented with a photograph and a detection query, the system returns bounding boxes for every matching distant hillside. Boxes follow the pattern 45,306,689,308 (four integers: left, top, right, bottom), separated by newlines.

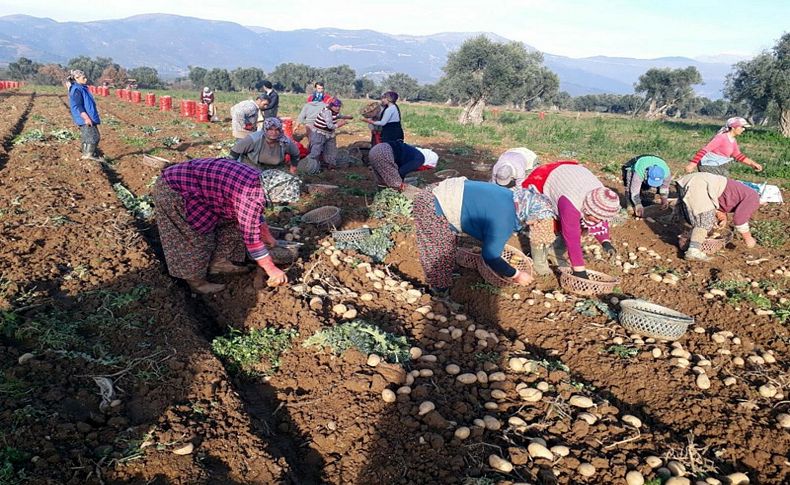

0,14,736,98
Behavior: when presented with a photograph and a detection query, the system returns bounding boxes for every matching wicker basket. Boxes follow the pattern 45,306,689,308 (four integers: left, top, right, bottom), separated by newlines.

677,230,733,253
558,267,621,296
478,245,534,288
360,102,382,118
470,161,492,173
332,227,372,244
455,247,482,269
618,299,693,340
306,184,339,195
302,206,342,229
435,169,459,179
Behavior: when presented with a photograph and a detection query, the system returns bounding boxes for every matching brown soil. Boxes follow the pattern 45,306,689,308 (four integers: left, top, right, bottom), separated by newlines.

1,87,788,485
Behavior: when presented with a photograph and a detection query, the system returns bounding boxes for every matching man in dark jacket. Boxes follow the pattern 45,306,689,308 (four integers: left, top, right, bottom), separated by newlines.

261,81,279,118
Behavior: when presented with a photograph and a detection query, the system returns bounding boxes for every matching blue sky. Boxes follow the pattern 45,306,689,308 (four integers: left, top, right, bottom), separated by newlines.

0,0,786,59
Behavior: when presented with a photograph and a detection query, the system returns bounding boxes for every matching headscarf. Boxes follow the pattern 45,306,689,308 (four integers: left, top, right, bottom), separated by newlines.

69,69,85,79
328,98,343,108
582,187,621,221
203,86,211,93
263,117,290,145
382,91,399,103
718,116,751,134
513,186,555,226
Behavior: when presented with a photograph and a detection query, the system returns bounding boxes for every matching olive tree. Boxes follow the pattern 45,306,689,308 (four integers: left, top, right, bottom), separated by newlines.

443,35,554,125
634,66,702,118
726,33,790,136
128,66,162,89
8,57,41,80
381,72,420,101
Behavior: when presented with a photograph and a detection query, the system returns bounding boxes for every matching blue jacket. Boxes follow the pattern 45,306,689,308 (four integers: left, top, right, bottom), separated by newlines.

436,180,521,277
69,83,101,126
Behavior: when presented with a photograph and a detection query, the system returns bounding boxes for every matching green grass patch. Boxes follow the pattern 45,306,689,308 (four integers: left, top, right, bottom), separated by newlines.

121,135,148,148
113,183,154,219
470,282,502,295
212,327,297,376
303,320,410,363
12,129,45,146
0,446,29,484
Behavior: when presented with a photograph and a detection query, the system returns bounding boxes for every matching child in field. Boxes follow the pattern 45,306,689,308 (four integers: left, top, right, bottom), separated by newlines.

306,98,352,171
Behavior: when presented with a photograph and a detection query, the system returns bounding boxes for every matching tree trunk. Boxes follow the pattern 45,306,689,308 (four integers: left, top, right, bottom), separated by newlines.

780,106,790,137
458,98,486,125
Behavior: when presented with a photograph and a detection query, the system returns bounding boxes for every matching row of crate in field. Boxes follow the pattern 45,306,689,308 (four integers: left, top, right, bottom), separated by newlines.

87,84,211,122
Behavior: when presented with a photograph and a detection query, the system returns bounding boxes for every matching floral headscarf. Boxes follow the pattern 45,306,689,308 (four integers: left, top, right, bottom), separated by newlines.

263,117,290,145
513,186,555,226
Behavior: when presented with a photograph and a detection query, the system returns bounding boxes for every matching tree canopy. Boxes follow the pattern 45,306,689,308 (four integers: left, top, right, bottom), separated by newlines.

381,73,420,102
634,66,702,118
726,32,790,136
443,35,557,124
8,57,41,80
128,66,162,89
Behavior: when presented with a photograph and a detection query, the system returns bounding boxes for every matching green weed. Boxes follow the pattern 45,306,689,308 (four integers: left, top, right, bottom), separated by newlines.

0,446,29,484
304,320,410,363
539,358,570,372
751,220,788,248
605,344,638,359
709,280,772,310
12,129,45,145
161,136,181,148
369,188,412,218
113,183,154,219
212,327,298,376
345,173,364,181
48,129,78,142
497,112,522,124
140,126,160,135
474,351,501,364
0,376,31,399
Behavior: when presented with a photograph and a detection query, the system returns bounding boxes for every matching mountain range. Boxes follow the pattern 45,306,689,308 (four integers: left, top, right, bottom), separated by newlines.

0,14,742,99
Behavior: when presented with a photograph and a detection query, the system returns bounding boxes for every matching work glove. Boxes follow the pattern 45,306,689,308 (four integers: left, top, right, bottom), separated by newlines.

258,255,287,287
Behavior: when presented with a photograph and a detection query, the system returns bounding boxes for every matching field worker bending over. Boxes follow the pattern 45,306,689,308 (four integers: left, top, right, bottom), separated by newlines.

522,161,621,279
491,148,540,188
231,95,268,139
412,178,535,297
621,154,671,217
307,98,351,172
675,172,760,261
230,118,301,174
153,158,288,294
363,91,404,143
685,117,763,177
368,141,436,191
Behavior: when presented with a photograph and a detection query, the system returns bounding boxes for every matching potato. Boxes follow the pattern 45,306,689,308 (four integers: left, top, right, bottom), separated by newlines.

454,426,470,440
381,389,396,403
527,442,553,460
578,463,595,477
569,395,594,408
456,373,477,384
488,454,513,473
418,401,435,416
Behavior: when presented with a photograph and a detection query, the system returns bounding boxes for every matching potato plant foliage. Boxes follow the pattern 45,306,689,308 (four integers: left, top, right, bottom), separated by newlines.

303,320,411,363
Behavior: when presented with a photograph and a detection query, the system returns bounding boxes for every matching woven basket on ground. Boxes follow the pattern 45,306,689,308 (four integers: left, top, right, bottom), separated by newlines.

558,267,620,296
302,206,341,229
478,245,534,288
360,102,382,118
677,230,733,253
455,247,482,269
306,184,339,195
618,299,693,340
332,227,372,244
435,169,459,179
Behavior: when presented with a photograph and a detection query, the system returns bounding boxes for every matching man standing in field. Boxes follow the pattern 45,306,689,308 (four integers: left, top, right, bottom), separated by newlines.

261,81,279,118
230,95,268,139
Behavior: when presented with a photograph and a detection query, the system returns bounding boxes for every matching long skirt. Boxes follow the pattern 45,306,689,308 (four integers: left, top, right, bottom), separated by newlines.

80,124,101,145
413,190,456,289
698,163,731,177
153,178,245,280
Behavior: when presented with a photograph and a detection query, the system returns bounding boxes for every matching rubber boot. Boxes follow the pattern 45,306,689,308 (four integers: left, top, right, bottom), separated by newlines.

83,143,104,162
529,242,551,276
80,143,90,160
